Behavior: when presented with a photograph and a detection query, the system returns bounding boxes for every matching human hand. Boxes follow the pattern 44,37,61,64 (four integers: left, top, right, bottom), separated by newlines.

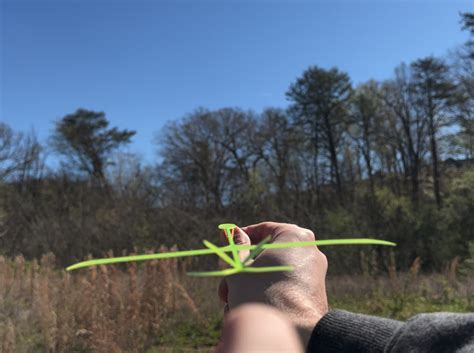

218,221,329,348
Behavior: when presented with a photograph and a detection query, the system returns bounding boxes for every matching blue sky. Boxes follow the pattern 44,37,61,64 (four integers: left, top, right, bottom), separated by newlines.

1,0,472,162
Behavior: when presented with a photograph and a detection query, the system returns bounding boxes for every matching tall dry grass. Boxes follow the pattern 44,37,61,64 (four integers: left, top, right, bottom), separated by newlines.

0,251,207,353
327,256,474,320
1,252,472,353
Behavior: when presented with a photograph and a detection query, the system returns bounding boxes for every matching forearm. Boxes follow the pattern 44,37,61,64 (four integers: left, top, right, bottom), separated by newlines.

307,310,474,353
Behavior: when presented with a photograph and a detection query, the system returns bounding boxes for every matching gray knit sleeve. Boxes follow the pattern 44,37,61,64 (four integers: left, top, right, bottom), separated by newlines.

386,312,474,353
307,310,474,353
307,310,403,352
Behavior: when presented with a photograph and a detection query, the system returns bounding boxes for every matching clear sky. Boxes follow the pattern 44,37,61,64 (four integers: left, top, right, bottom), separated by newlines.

1,0,472,162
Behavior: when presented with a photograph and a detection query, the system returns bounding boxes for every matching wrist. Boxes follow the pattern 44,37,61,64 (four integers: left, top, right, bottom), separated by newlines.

290,309,326,348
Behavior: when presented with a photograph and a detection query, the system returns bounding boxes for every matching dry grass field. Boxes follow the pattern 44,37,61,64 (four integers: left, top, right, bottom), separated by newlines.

1,253,472,353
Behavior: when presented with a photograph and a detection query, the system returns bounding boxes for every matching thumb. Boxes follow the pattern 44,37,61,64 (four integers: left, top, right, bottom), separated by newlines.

217,227,251,311
232,226,252,263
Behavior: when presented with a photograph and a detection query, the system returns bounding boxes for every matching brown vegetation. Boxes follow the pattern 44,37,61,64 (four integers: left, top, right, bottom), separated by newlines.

1,254,472,353
0,253,208,353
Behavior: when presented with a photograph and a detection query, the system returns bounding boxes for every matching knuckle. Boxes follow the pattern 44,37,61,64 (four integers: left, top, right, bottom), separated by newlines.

320,251,328,267
299,228,315,241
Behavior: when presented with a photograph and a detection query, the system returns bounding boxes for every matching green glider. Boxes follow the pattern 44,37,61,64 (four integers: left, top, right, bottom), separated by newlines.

66,223,396,276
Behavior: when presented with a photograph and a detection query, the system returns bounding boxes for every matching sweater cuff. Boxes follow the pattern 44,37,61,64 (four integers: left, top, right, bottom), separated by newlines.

307,310,403,353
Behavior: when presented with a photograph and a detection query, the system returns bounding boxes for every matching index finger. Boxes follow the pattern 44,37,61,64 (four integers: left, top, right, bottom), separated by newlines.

241,221,309,244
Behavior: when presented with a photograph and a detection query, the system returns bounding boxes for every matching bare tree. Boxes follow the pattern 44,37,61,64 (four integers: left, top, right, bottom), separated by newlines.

382,65,429,204
411,57,456,207
348,81,385,196
256,108,303,211
0,123,44,184
447,15,474,160
156,108,257,213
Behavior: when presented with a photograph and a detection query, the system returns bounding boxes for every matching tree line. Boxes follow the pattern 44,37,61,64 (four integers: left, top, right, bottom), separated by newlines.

0,13,472,273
